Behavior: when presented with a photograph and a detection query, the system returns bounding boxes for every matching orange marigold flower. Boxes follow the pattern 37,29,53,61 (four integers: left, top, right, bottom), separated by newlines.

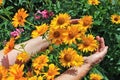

79,15,93,30
45,64,60,80
0,66,8,80
88,0,100,5
4,38,15,55
9,64,25,80
12,8,29,27
32,55,49,71
111,14,120,24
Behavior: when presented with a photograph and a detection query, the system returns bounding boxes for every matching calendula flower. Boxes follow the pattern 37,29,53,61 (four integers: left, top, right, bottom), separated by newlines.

88,0,100,5
50,13,71,28
78,34,98,52
4,38,15,55
16,52,30,63
48,27,65,45
90,73,102,80
0,66,8,80
12,8,29,27
111,14,120,24
59,48,78,67
9,64,25,80
63,25,81,44
32,55,49,71
45,64,60,80
79,15,93,30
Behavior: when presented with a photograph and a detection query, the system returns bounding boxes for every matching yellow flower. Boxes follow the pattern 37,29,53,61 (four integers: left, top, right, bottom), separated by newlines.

16,52,30,63
90,73,102,80
111,14,120,24
59,48,78,67
38,76,43,80
12,8,29,27
32,55,49,71
50,13,71,28
28,76,37,80
79,15,93,30
9,64,25,80
31,30,39,38
36,23,48,35
4,38,15,55
0,66,8,80
63,25,81,44
78,34,98,52
45,64,60,80
48,27,65,45
88,0,100,5
74,55,84,66
0,0,3,5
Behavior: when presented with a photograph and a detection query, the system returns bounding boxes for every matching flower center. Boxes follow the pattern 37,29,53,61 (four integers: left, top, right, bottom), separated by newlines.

18,16,23,22
53,31,60,38
114,17,118,21
64,54,72,62
83,21,90,26
57,17,65,25
69,33,74,39
84,40,90,47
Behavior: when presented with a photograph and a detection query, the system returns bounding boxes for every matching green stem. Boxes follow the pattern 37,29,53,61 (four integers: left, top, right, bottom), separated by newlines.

0,15,9,21
26,20,35,27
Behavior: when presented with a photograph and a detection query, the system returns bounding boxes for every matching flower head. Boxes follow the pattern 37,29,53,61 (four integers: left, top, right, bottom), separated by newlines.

63,25,81,44
48,27,65,45
79,15,93,30
90,73,102,80
111,14,120,24
4,38,15,55
50,13,71,28
32,55,49,71
45,64,60,80
59,48,80,67
88,0,100,5
31,24,48,38
0,66,8,80
16,52,30,63
78,34,98,52
12,8,29,27
9,64,25,80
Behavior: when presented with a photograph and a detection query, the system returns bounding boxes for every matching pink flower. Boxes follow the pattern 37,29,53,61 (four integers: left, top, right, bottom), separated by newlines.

40,10,49,19
10,28,24,38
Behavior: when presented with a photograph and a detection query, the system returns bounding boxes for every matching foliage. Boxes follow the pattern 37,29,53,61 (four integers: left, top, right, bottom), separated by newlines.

0,0,120,80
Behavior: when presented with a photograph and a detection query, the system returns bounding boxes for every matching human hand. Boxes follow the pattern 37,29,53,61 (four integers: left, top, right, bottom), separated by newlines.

84,36,108,66
1,55,9,68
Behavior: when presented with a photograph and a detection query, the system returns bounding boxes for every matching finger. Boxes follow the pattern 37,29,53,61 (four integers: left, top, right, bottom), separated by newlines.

95,36,100,52
70,19,79,24
96,46,108,58
99,37,105,49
